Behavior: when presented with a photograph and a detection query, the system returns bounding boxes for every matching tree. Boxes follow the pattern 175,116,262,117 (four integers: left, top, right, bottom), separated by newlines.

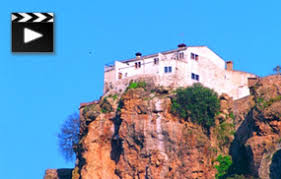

273,65,281,75
171,83,220,131
58,112,80,162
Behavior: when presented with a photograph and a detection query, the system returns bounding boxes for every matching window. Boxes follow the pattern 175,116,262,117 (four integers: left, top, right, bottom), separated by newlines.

164,66,172,73
118,72,122,79
191,73,199,81
191,53,199,61
178,52,184,59
192,73,196,79
195,74,199,81
154,58,159,65
135,61,141,68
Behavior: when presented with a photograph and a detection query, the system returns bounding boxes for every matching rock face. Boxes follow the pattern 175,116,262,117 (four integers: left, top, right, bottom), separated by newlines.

45,75,281,179
76,86,234,179
113,89,215,179
44,169,72,179
231,75,281,179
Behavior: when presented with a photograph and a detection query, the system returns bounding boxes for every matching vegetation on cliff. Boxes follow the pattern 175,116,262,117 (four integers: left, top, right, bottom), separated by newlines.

215,155,232,179
100,97,114,113
127,81,147,90
171,83,220,132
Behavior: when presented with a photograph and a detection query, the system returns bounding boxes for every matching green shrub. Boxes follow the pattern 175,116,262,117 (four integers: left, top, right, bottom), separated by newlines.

215,122,235,149
100,97,113,113
82,105,90,115
256,95,281,109
215,155,232,179
256,97,265,104
107,94,118,101
229,112,235,120
127,81,146,90
216,111,222,116
171,83,220,131
128,82,138,89
112,94,118,100
117,98,124,112
264,95,281,108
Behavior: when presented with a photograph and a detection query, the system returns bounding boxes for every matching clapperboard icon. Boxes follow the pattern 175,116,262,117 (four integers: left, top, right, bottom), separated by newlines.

11,13,54,52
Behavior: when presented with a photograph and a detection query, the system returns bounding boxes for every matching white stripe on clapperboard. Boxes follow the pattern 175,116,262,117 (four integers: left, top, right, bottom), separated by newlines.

48,13,54,22
33,13,46,22
11,14,17,21
18,13,32,22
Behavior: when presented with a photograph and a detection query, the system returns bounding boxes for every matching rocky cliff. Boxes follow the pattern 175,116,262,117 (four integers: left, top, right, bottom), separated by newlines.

73,84,235,179
45,75,281,179
231,75,281,179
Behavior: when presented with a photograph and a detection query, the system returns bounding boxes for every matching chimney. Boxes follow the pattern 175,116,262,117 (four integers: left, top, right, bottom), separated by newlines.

135,52,142,59
226,61,233,70
178,43,187,49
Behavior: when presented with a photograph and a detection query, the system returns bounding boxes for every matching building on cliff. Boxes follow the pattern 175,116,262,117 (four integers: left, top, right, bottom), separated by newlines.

104,44,257,100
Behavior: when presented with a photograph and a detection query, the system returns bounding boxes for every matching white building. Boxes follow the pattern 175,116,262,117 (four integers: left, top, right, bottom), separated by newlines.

104,44,257,100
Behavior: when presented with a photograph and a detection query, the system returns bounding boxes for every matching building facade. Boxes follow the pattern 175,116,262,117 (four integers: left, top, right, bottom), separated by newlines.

104,44,257,100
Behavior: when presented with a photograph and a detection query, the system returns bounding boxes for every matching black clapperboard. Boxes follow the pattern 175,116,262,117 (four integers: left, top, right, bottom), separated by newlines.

12,12,54,52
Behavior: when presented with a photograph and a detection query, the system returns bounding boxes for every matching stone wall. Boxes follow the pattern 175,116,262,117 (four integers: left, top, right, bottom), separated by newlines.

104,74,159,95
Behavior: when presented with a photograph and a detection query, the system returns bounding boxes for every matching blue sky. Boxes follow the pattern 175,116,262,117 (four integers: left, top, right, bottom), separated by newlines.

0,0,280,178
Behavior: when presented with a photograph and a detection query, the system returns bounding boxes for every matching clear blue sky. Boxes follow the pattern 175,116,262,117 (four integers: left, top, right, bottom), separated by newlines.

0,0,280,178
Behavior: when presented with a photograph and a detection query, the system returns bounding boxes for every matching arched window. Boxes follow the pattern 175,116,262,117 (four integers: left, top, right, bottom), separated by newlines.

135,62,141,68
